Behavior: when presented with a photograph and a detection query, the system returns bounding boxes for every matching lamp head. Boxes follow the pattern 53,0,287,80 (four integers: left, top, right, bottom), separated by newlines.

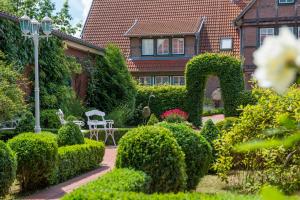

30,18,40,35
41,15,52,36
19,14,31,35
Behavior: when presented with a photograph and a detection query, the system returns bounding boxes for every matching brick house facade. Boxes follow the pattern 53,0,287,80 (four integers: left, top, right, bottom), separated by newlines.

82,0,251,96
235,0,300,88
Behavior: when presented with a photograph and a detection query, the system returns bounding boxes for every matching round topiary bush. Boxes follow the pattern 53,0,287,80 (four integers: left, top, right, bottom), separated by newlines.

201,120,220,145
116,126,187,193
0,141,17,197
157,122,212,190
8,132,58,191
57,122,84,147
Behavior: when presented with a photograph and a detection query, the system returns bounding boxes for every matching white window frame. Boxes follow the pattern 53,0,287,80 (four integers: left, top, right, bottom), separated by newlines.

220,38,233,50
172,76,185,85
172,38,185,54
278,0,294,4
139,76,152,86
142,39,154,56
157,39,170,55
260,28,275,45
155,76,169,85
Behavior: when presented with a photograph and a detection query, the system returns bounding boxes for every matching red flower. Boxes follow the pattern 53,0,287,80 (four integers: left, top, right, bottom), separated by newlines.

160,108,189,120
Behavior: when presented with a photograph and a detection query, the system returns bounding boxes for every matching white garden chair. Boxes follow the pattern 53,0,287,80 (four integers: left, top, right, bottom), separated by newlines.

0,119,19,132
85,109,117,146
56,109,85,127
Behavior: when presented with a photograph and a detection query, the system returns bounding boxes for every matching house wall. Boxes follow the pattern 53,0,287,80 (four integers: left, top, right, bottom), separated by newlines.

240,0,300,89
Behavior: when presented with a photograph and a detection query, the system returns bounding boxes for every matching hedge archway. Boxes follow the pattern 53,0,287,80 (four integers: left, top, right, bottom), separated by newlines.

185,53,244,126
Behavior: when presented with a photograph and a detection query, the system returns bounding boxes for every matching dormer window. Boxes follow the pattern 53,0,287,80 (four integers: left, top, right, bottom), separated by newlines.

278,0,295,4
157,39,170,55
142,39,154,55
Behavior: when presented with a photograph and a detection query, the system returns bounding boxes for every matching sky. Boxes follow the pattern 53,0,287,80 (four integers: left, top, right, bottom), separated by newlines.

52,0,93,37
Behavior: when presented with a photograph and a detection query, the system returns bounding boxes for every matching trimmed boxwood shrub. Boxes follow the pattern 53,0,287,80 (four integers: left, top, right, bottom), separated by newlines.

136,85,187,118
57,122,84,147
62,169,151,200
157,122,212,190
201,120,220,145
63,168,260,200
8,132,58,191
41,109,61,129
49,139,105,184
215,117,238,132
116,126,187,193
0,141,17,196
185,53,244,126
147,114,159,125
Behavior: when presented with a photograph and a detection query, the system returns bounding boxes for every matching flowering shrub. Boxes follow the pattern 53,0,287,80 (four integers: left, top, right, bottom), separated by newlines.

161,109,189,123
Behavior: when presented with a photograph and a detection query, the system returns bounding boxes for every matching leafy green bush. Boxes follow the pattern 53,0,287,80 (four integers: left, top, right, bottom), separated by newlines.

215,117,238,132
147,114,159,125
201,120,220,145
157,122,212,190
236,90,257,108
41,109,61,129
57,122,84,147
15,110,35,133
63,169,260,200
49,139,105,184
0,140,17,197
136,85,187,118
107,105,132,127
116,126,187,193
87,44,136,115
185,53,244,126
8,132,58,191
214,87,300,194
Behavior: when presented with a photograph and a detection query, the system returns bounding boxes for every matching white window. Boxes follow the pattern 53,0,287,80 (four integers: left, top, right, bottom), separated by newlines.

172,38,184,54
142,39,154,56
220,38,233,50
157,39,170,55
278,0,294,4
155,76,169,85
260,28,274,45
139,76,152,85
173,76,185,85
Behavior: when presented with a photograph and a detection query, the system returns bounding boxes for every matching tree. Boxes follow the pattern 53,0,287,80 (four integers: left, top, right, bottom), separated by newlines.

0,51,26,122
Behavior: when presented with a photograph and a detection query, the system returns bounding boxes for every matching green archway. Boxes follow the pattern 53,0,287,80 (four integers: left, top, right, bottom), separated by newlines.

185,53,244,126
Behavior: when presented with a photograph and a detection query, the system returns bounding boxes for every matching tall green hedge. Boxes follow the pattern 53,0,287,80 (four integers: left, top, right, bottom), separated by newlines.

136,85,187,117
185,53,244,126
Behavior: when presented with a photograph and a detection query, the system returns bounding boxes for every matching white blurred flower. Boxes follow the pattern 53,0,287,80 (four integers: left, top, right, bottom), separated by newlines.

253,27,300,94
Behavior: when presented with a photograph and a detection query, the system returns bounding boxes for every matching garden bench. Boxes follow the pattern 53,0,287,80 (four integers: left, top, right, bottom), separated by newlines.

0,119,19,132
56,109,85,127
85,110,117,146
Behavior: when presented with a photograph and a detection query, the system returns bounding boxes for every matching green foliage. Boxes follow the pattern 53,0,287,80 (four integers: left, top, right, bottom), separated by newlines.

164,114,185,123
8,132,58,191
215,117,238,132
185,53,244,126
15,110,35,133
201,120,220,145
57,122,84,147
87,44,136,115
203,108,224,117
214,87,300,194
157,122,212,190
147,114,159,125
136,85,187,118
62,169,151,200
237,90,257,108
107,105,132,127
41,109,61,129
49,139,105,184
0,51,25,122
63,169,260,200
116,126,187,193
0,140,17,197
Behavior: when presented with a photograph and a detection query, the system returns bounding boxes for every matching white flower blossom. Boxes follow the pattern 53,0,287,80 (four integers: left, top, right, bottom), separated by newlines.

253,27,300,94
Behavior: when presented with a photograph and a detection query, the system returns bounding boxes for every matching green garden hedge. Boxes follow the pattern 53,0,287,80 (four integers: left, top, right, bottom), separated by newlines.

136,85,187,117
49,139,105,184
62,169,260,200
185,53,244,126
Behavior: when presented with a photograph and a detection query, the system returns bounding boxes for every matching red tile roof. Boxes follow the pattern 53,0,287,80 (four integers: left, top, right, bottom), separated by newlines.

82,0,252,72
124,18,203,37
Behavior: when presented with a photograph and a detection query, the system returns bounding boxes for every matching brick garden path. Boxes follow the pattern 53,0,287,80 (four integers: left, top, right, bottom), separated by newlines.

24,146,117,200
23,114,224,200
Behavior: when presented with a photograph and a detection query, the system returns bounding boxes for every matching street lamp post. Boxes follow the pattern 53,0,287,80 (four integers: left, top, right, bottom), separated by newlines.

19,14,52,133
